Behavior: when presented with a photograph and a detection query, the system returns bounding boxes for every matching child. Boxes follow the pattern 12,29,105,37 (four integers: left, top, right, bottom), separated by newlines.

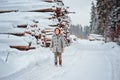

50,28,65,66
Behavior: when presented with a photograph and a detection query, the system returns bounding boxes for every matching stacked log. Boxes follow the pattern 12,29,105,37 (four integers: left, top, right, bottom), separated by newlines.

10,42,36,51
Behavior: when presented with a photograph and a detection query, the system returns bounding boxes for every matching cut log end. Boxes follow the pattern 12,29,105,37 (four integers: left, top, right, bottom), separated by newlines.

10,46,36,51
17,24,28,28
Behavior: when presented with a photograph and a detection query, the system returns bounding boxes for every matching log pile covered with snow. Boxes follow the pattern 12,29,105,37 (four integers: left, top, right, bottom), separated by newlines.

0,0,73,78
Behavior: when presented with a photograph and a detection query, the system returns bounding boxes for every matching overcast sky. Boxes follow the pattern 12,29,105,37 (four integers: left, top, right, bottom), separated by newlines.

63,0,96,26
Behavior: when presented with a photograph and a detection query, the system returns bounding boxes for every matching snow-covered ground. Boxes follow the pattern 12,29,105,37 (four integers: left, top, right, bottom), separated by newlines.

0,38,120,80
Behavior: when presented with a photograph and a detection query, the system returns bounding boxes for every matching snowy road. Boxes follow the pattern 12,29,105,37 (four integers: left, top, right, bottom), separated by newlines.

1,39,115,80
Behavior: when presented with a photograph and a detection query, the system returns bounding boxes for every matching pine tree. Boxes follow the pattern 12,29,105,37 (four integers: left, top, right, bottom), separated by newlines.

96,0,120,43
90,1,98,34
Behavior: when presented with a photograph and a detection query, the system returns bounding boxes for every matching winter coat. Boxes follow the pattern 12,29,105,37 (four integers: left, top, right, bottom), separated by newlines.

50,34,65,53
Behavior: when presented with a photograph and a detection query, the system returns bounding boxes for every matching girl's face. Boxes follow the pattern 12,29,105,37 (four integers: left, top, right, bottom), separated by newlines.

55,29,60,35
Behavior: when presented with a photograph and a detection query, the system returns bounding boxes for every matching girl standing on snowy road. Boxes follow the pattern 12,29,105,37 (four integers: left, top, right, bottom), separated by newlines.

50,28,65,66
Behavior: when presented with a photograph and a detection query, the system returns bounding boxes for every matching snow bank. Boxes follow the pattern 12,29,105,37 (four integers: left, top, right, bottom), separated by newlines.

103,42,120,80
0,47,49,78
0,34,28,46
70,35,77,42
89,34,105,41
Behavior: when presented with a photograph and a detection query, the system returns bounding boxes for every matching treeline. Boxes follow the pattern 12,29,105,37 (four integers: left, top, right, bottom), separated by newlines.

69,24,90,39
90,0,120,44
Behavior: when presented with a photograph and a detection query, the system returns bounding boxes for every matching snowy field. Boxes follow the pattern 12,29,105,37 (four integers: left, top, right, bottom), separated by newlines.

0,38,120,80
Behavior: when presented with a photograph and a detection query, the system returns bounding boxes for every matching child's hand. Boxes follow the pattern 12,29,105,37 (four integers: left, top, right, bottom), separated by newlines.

50,48,53,51
62,48,64,52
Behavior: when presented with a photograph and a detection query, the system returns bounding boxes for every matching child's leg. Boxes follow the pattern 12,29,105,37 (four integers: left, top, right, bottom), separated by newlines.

58,53,62,66
54,52,58,65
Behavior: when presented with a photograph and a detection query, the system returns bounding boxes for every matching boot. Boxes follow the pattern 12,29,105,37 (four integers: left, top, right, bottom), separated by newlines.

59,60,62,66
55,62,57,66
